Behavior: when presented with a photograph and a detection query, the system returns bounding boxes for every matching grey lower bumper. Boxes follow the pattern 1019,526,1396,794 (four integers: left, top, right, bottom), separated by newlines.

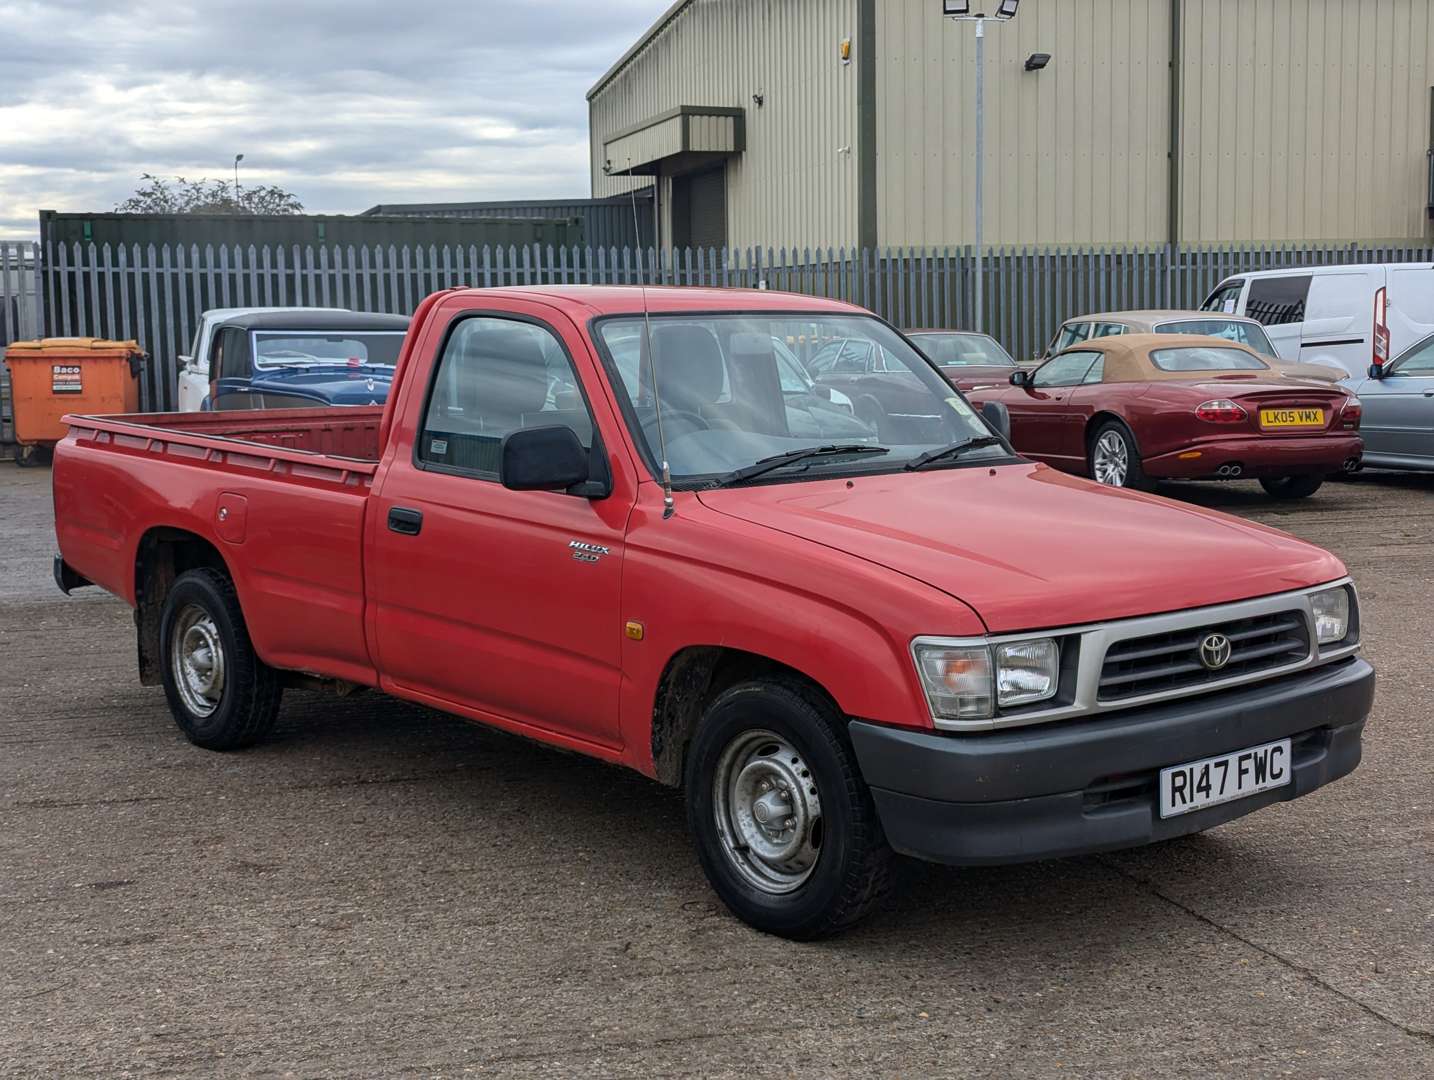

850,657,1374,866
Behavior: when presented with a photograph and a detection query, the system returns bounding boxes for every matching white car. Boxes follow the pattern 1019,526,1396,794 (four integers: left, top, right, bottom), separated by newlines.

1201,263,1434,379
176,306,348,411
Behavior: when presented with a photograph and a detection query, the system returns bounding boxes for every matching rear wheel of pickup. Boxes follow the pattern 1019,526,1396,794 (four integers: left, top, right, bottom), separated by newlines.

1260,474,1323,499
159,568,281,751
685,678,891,939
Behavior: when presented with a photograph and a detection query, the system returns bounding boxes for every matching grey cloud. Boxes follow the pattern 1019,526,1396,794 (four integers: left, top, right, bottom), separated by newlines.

0,0,667,238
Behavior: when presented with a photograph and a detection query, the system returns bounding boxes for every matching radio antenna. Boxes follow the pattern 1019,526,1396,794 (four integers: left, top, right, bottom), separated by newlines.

629,162,675,519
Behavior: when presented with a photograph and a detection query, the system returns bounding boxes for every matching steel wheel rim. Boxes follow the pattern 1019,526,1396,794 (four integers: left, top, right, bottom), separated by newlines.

712,729,823,895
1094,431,1130,486
171,604,225,717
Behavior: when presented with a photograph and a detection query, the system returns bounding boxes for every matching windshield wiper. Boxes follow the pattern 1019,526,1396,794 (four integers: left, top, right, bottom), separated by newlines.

707,444,890,488
904,435,1005,471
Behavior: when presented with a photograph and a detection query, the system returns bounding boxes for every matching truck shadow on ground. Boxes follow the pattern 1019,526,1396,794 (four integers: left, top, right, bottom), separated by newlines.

258,689,1279,955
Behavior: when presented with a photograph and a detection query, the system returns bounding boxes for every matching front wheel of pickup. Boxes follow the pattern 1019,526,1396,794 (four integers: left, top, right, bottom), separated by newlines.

160,568,281,750
685,679,891,939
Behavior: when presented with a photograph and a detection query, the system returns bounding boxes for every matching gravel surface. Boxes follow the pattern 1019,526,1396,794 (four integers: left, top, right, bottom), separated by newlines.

2,461,1432,1078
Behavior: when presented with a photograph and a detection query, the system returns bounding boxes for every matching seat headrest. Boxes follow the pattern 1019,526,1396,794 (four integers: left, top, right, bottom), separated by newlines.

454,324,551,421
651,323,725,410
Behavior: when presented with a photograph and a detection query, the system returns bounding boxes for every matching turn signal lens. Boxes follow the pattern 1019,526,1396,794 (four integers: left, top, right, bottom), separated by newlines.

1311,587,1351,645
913,644,992,720
1195,399,1247,423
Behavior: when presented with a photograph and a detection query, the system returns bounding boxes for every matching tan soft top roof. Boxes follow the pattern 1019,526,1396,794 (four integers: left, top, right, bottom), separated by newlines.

1073,309,1262,329
1069,333,1274,382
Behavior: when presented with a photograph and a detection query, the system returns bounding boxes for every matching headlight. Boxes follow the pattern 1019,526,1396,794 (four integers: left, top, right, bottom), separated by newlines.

1310,586,1351,645
913,638,1059,721
994,639,1060,706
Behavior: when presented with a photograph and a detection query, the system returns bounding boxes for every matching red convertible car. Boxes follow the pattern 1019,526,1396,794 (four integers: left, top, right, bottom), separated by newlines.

965,334,1363,499
904,329,1020,391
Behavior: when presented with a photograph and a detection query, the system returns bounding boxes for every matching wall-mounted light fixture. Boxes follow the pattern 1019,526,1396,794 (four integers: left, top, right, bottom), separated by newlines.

840,37,852,64
1024,52,1051,71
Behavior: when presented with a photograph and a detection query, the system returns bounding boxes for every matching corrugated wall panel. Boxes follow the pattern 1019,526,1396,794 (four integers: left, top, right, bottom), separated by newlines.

1181,0,1434,242
876,0,1172,247
589,0,860,249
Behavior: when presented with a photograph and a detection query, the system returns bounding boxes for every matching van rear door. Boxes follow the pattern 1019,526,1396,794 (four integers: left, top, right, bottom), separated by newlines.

1299,269,1381,377
1387,266,1434,357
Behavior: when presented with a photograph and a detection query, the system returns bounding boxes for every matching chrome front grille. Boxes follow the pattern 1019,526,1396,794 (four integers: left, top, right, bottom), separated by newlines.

1098,610,1310,702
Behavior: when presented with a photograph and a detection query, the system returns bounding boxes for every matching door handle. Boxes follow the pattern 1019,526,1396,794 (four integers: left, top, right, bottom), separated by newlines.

1423,390,1434,398
387,507,423,536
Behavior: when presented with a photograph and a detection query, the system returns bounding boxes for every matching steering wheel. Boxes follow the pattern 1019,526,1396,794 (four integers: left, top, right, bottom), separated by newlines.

643,409,709,443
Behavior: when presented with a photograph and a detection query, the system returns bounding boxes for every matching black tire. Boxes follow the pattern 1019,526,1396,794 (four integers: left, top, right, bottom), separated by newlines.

14,445,39,468
1088,420,1153,491
685,678,891,939
1260,475,1323,499
159,568,282,750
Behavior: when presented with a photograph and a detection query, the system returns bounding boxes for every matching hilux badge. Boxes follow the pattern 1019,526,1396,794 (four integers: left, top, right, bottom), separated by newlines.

569,540,610,564
1198,632,1232,670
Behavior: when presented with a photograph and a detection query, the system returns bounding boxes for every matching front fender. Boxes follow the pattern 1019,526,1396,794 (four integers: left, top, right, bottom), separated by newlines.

614,497,984,777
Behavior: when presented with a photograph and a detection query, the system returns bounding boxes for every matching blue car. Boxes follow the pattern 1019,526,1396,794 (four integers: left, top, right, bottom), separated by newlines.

203,310,411,411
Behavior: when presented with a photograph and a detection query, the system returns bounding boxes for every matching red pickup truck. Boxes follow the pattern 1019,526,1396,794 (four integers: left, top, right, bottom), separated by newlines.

52,285,1374,939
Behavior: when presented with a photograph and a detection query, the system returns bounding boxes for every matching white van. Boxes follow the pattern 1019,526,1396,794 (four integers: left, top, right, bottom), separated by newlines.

1200,264,1434,379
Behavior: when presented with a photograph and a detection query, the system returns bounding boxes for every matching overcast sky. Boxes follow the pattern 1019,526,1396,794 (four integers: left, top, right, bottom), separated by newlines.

0,0,667,239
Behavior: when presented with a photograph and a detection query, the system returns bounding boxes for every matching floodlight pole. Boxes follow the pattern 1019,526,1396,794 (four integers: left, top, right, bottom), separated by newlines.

973,17,985,334
945,8,1017,333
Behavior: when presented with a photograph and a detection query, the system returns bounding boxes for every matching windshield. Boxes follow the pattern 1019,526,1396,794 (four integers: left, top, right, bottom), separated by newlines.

1150,346,1269,372
252,331,406,370
1155,319,1275,356
595,314,1006,485
912,333,1015,368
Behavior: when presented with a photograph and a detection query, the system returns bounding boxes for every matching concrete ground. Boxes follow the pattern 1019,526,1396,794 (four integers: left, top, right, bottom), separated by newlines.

1,460,1431,1079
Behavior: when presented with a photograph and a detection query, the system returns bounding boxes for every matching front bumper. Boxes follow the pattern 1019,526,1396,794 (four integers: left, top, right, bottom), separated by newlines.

1144,433,1363,479
849,656,1373,865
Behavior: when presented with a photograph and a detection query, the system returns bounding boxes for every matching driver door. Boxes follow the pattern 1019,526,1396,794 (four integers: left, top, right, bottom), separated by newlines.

1008,350,1102,465
368,307,634,750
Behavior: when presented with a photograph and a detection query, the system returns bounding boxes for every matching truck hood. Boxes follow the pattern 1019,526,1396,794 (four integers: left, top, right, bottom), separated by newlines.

250,367,394,405
696,463,1345,633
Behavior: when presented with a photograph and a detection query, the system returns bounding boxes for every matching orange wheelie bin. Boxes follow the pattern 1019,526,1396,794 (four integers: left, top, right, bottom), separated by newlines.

2,338,145,466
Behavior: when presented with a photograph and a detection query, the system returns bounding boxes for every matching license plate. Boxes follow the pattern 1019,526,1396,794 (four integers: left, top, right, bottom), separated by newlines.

1259,407,1324,428
1158,738,1291,818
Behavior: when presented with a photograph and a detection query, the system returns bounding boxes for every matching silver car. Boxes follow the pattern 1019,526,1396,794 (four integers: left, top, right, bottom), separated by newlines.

1343,334,1434,470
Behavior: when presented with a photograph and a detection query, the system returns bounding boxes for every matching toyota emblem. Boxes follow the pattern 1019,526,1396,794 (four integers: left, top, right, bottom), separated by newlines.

1198,632,1232,671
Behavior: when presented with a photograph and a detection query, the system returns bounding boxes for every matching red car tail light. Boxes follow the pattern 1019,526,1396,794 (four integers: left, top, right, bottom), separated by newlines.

1195,399,1248,423
1342,395,1362,429
1373,287,1390,370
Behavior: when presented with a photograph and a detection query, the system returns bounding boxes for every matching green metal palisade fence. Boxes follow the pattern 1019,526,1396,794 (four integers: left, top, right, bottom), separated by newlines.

3,239,1433,412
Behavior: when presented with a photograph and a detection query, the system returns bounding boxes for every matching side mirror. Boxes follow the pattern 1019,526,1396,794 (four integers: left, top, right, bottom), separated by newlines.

981,400,1011,441
1368,363,1385,379
1009,369,1031,388
500,426,591,492
178,354,192,372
